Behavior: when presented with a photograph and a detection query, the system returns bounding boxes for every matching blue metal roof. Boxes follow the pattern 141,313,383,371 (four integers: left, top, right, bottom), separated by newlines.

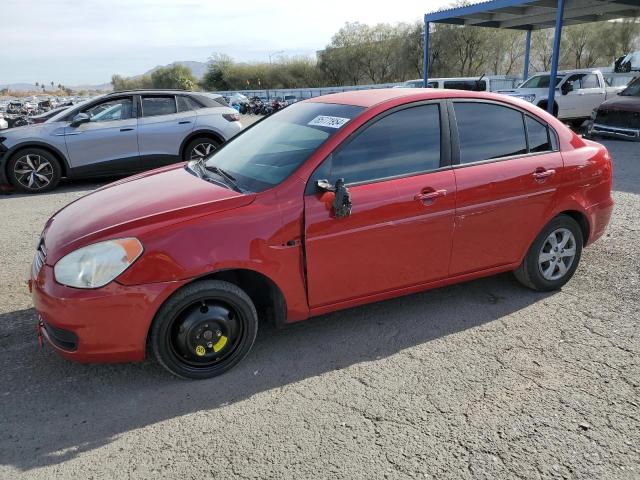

424,0,640,30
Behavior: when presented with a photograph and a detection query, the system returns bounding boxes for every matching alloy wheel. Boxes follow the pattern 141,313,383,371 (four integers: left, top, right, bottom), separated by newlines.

538,228,577,281
13,154,54,190
189,142,217,160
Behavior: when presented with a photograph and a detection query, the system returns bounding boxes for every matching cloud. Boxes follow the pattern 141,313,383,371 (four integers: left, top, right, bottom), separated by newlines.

1,0,448,84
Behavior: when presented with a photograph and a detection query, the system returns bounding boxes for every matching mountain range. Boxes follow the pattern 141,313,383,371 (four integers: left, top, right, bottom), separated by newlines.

1,60,209,93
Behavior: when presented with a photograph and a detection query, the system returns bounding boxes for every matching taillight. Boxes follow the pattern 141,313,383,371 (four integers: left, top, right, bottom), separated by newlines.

222,113,240,122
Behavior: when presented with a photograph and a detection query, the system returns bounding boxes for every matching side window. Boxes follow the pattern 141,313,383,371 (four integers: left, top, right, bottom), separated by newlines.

176,96,193,112
141,96,177,117
330,104,441,185
525,116,552,152
581,74,600,88
84,98,133,122
453,102,527,164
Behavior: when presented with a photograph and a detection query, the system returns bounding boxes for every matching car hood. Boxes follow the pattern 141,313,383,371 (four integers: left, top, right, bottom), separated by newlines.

2,121,66,140
597,95,640,113
498,88,550,96
43,164,255,264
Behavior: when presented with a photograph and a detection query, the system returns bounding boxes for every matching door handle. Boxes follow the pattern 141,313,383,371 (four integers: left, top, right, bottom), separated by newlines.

533,168,555,180
414,189,447,203
120,128,134,132
178,120,191,124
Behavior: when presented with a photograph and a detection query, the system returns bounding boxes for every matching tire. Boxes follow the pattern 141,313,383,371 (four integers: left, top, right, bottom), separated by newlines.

513,215,583,291
7,148,61,193
183,136,221,161
150,280,258,380
569,119,585,130
537,101,558,117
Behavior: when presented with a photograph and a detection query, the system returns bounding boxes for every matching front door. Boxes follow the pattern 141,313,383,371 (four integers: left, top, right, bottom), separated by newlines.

449,101,564,275
304,103,456,308
64,96,139,174
137,94,195,169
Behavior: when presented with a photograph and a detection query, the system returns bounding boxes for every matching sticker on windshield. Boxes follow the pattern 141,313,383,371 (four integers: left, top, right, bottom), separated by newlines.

307,115,350,129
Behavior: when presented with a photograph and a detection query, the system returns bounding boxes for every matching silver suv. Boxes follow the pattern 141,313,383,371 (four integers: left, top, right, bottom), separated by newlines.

0,90,242,193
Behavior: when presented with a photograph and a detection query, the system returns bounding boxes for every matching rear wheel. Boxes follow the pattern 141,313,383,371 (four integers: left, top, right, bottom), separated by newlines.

150,280,258,379
514,215,583,291
7,148,61,193
184,136,221,161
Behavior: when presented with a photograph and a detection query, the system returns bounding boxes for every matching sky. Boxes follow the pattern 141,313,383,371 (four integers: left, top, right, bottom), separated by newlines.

1,0,453,86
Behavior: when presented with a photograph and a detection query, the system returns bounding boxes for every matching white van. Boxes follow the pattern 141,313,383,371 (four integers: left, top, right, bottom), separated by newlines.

396,77,490,91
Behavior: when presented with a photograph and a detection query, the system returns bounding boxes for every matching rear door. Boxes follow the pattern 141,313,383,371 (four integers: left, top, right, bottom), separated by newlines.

64,95,139,174
449,100,564,275
137,94,195,169
304,102,456,308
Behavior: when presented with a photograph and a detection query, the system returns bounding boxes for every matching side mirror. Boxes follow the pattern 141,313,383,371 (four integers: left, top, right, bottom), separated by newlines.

316,178,352,218
70,112,90,127
561,82,573,95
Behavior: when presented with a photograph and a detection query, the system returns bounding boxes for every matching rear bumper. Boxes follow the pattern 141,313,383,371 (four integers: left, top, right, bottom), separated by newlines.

31,264,187,363
586,197,614,246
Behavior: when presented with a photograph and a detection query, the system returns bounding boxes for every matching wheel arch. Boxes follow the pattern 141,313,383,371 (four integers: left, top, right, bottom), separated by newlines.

537,99,559,117
146,267,288,349
5,142,70,178
558,210,590,244
178,130,225,160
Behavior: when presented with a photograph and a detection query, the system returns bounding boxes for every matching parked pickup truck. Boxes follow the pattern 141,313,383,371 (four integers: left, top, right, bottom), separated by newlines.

499,69,625,126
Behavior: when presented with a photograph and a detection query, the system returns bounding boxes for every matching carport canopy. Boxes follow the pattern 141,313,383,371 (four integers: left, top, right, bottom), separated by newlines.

423,0,640,113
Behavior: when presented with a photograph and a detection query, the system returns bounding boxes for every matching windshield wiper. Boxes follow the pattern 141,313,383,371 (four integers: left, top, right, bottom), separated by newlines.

203,163,243,193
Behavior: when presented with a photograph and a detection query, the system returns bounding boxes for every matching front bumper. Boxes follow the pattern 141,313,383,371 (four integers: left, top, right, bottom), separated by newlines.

589,122,640,141
30,264,187,363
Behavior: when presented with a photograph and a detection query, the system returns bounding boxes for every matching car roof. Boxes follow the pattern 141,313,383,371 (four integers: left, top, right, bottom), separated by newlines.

105,89,221,97
305,88,511,108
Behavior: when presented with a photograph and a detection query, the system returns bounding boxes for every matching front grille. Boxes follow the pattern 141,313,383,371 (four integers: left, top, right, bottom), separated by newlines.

595,109,640,129
32,240,46,277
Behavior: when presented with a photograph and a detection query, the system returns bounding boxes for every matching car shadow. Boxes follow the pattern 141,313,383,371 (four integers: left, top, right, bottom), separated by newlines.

0,273,554,471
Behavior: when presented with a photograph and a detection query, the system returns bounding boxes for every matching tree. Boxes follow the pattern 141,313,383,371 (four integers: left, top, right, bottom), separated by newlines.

201,53,234,91
150,64,197,90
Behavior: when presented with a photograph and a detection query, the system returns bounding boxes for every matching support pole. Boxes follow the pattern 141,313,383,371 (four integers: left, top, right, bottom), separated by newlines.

423,19,430,87
523,28,532,81
547,0,565,115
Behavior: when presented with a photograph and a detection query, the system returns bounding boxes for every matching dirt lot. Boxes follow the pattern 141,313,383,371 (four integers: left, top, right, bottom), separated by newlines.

0,138,638,479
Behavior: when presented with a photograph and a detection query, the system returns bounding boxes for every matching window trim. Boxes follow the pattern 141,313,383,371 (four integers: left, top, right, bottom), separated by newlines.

139,94,178,118
175,95,195,113
305,99,451,193
447,98,559,169
62,95,136,122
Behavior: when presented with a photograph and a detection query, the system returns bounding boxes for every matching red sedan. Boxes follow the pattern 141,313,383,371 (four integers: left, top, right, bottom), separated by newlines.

30,89,613,379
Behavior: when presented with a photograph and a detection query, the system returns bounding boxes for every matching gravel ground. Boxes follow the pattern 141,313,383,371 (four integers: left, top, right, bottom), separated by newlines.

0,138,638,479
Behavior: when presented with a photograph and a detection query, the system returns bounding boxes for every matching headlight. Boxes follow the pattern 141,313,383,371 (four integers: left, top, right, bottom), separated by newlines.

518,94,536,103
54,238,143,289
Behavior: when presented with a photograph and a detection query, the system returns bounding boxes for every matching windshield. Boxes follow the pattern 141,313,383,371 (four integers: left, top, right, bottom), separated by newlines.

204,102,364,192
620,78,640,96
48,99,90,122
520,75,563,89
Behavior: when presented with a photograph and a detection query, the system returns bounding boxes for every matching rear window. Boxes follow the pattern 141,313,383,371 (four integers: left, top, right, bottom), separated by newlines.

190,94,228,108
443,80,487,91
